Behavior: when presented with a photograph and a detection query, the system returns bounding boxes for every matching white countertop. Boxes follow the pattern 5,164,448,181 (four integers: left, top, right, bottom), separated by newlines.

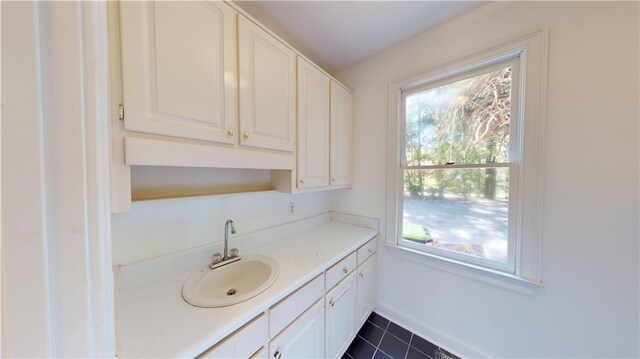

116,221,378,358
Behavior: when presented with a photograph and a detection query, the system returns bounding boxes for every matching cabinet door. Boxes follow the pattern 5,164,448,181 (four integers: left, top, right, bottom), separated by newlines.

330,81,354,187
297,58,330,188
269,299,325,359
238,15,296,152
119,1,237,144
357,256,377,326
325,272,357,358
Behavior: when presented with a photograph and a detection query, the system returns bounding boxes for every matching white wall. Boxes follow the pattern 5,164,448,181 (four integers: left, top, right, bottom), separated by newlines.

111,190,336,265
2,2,115,356
335,2,639,357
2,2,52,355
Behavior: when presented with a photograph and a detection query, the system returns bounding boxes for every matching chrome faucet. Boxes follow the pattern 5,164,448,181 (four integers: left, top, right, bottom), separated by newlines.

223,219,236,260
209,219,240,269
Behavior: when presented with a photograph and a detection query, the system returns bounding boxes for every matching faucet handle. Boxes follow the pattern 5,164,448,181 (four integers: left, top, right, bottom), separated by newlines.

211,252,222,264
229,248,239,258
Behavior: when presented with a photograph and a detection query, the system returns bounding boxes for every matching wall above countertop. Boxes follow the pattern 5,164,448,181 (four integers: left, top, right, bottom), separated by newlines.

111,190,338,266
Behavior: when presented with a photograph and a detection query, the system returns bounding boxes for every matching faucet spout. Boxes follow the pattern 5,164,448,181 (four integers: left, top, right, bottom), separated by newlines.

223,219,235,260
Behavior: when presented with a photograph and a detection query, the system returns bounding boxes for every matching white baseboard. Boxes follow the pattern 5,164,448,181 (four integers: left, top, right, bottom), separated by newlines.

375,300,494,359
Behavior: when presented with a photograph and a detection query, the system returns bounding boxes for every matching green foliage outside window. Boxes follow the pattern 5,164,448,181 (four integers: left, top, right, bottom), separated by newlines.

404,67,512,200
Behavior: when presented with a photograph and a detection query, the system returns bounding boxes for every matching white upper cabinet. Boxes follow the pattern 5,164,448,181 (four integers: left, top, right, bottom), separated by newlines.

238,15,296,152
330,81,354,187
119,1,237,144
297,57,330,188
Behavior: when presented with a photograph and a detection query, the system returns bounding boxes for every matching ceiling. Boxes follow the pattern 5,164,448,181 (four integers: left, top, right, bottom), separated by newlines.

236,1,483,74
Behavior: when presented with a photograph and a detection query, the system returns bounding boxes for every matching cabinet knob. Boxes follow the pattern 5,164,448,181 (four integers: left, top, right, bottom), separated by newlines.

329,299,335,307
359,272,364,278
331,177,336,182
299,179,305,184
243,130,250,139
226,128,235,136
368,248,374,254
274,351,282,359
342,267,348,274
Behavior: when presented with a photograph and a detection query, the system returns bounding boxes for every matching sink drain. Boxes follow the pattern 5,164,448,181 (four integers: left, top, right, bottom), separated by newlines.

226,289,237,296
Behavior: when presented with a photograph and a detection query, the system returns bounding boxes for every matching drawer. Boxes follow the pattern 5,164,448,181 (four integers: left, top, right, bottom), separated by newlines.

325,251,357,291
198,314,267,358
269,274,324,337
269,299,325,359
357,237,377,265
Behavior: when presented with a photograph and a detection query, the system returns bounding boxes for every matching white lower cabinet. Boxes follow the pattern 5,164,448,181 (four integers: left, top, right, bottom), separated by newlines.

325,272,358,358
269,299,325,359
357,256,377,326
269,274,324,338
198,241,377,359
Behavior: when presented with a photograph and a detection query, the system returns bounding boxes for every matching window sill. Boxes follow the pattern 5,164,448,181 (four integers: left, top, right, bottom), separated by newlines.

384,243,543,296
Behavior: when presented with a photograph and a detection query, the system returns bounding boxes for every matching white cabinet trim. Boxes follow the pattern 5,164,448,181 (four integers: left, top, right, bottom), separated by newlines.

124,136,294,170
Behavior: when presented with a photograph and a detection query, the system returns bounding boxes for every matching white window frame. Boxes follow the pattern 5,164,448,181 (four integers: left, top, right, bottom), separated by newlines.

399,57,520,273
386,28,548,292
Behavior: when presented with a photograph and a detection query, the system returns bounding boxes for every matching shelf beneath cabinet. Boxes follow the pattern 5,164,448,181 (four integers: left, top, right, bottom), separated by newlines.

131,189,279,204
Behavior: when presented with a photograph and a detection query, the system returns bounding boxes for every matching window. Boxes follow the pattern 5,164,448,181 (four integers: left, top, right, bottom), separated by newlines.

400,58,519,272
386,29,547,286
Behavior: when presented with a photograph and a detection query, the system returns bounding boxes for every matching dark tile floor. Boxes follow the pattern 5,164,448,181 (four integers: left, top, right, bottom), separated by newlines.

343,312,460,359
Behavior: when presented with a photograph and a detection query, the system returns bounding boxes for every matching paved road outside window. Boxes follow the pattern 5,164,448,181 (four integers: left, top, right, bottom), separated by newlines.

403,196,508,262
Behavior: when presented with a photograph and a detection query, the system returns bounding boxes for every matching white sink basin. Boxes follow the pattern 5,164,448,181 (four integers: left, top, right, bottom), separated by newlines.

182,255,279,308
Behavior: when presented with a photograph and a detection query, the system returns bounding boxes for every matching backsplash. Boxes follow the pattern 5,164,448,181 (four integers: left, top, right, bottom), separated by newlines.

111,190,334,265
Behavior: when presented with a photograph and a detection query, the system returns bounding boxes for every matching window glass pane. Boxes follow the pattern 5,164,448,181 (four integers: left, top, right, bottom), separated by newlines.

402,168,509,263
404,67,512,166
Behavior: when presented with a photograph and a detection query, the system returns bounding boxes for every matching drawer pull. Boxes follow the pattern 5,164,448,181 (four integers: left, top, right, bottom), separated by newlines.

274,351,282,359
329,299,335,307
368,248,374,254
342,267,348,274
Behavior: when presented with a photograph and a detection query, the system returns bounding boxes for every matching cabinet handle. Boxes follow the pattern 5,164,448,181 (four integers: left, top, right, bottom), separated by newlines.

359,272,364,277
331,177,336,182
226,128,235,136
368,248,374,254
329,299,335,307
342,267,348,274
299,179,305,184
274,351,282,359
243,130,250,139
